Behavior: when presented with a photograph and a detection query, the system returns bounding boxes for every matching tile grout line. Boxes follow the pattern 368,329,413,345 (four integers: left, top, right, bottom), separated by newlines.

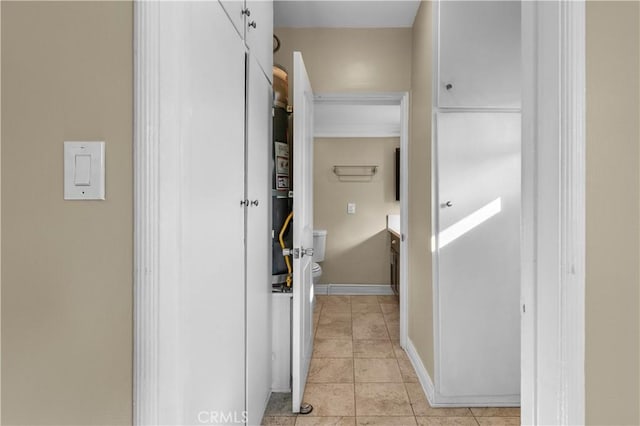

351,297,357,421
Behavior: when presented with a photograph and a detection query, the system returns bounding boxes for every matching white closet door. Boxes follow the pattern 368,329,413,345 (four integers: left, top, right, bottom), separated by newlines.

179,3,247,423
438,1,521,109
246,53,273,425
435,112,520,402
245,0,273,82
218,0,245,39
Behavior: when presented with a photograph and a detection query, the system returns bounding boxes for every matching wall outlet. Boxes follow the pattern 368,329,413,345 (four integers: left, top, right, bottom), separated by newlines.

347,203,356,215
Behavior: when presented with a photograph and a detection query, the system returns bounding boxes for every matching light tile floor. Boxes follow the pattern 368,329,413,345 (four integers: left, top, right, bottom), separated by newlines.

262,295,520,426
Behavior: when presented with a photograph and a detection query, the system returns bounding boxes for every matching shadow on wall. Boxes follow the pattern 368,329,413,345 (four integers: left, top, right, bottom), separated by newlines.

320,229,392,285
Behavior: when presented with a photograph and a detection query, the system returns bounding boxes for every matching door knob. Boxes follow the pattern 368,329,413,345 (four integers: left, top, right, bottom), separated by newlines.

442,201,453,208
251,200,259,206
248,21,257,29
242,8,251,16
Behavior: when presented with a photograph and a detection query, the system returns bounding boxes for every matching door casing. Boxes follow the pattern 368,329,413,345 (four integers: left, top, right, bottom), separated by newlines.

132,1,587,424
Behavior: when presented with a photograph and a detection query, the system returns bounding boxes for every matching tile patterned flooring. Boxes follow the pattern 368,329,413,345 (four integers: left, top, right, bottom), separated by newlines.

262,295,520,426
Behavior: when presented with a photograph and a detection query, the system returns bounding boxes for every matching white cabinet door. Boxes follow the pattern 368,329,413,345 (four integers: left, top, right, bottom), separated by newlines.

179,2,247,423
435,112,521,403
245,53,273,425
438,1,520,108
245,0,273,82
219,0,246,39
291,51,315,413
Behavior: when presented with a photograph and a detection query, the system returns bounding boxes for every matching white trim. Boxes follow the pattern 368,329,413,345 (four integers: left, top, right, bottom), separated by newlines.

314,92,408,105
312,91,410,348
399,92,410,349
134,3,186,424
521,2,586,425
314,127,400,139
314,284,394,296
430,0,443,402
407,338,520,408
405,338,436,405
559,3,586,424
133,2,160,424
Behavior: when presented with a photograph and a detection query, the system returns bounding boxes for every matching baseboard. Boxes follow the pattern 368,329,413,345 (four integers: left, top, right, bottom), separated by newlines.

314,284,394,295
405,339,520,407
405,338,437,405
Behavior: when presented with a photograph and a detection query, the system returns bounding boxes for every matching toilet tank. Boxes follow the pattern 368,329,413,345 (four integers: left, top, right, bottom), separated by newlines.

312,230,327,262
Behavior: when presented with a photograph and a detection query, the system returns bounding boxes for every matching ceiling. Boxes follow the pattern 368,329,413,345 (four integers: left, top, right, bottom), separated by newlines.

274,1,421,28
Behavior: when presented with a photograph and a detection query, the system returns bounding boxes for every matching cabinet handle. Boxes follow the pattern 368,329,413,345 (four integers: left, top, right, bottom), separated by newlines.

242,8,251,16
240,199,249,207
248,21,257,29
445,83,453,91
251,200,259,206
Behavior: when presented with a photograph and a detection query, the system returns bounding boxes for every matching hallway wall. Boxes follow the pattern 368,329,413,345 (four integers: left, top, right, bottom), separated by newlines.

273,28,411,94
408,0,435,379
585,2,640,424
1,2,133,424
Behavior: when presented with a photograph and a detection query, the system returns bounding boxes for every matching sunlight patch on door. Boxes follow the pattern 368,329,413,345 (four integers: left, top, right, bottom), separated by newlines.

432,197,502,252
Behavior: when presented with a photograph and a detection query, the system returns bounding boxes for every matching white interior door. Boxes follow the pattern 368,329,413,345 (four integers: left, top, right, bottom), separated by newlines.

291,51,315,413
245,53,273,425
178,2,247,422
435,112,521,403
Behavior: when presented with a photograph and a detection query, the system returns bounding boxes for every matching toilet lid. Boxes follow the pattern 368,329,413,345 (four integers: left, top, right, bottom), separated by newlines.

312,262,322,273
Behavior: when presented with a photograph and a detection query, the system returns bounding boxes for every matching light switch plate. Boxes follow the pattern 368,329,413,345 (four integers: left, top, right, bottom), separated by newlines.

347,202,356,214
64,141,105,200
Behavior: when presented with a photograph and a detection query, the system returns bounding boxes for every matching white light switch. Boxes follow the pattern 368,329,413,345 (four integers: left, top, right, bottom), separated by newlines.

74,154,91,186
347,203,356,215
64,141,105,200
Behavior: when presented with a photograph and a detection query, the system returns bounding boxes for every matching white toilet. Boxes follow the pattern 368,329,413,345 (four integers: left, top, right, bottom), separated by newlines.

312,230,327,284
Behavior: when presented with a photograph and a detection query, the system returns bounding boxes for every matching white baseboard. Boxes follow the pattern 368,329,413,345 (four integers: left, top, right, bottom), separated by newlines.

405,338,436,405
314,284,394,296
405,338,520,407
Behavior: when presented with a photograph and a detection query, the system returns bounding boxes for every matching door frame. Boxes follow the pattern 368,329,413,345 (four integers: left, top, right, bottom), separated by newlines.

312,91,410,348
133,0,586,423
521,1,585,424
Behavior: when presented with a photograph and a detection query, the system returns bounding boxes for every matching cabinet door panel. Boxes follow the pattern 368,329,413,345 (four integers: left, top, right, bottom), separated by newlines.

438,1,520,108
436,112,521,401
179,2,247,423
246,53,273,425
219,0,246,39
245,0,273,82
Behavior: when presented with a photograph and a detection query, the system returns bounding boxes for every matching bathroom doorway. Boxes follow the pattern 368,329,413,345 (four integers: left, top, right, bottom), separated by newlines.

311,92,411,347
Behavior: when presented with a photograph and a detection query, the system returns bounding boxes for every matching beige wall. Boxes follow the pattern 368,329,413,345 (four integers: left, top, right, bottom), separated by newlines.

314,137,400,285
586,2,640,424
408,1,434,377
274,28,412,93
1,2,133,425
0,3,3,420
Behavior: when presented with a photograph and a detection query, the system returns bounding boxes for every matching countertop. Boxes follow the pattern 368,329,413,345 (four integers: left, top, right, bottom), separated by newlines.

386,214,400,238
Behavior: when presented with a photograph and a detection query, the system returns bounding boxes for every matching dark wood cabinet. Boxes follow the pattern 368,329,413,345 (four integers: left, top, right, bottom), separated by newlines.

390,231,400,295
